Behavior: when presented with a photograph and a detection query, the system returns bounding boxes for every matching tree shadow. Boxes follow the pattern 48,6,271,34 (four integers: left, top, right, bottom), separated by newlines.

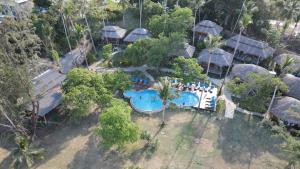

66,134,125,169
217,113,287,168
33,111,99,168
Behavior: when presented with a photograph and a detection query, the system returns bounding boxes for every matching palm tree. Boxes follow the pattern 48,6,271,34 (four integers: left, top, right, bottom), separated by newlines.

158,77,177,127
280,0,300,40
191,0,206,45
203,34,222,76
219,5,254,95
265,56,295,119
118,0,129,26
289,13,300,39
12,134,44,169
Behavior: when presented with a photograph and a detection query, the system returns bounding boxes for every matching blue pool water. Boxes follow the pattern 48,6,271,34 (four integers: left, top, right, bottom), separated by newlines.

123,89,199,113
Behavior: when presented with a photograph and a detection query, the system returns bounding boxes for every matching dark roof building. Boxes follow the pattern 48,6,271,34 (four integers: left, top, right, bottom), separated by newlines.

192,20,223,36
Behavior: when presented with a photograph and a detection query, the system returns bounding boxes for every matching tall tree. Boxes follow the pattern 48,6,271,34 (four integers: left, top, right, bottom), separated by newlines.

219,3,255,94
118,0,130,26
190,0,206,45
97,99,139,148
158,77,177,126
203,34,222,76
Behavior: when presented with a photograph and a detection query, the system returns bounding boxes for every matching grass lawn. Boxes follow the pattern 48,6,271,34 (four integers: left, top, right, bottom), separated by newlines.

0,109,289,169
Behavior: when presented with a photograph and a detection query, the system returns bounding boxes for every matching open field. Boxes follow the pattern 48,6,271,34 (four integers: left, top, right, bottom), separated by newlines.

0,109,289,169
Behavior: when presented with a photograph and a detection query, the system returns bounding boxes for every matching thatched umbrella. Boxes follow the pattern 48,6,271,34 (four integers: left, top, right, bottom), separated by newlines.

192,20,223,36
198,48,233,67
123,28,151,43
282,74,300,100
230,64,271,81
101,26,127,39
224,35,274,59
271,97,300,126
273,53,300,73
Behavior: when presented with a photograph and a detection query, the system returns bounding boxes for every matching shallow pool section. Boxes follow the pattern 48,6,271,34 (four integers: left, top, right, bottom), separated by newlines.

124,89,200,114
170,92,199,107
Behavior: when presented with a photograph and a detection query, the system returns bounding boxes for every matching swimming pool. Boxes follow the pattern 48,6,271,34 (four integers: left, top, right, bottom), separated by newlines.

123,89,199,113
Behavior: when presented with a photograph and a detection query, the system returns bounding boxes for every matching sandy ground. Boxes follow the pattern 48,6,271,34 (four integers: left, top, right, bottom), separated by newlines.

0,110,290,169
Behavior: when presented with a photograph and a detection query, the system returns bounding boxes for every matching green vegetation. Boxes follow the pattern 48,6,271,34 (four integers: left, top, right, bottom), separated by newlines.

102,43,113,60
121,32,186,67
172,56,206,83
148,7,194,37
227,73,288,112
96,99,139,148
203,34,223,75
12,134,44,169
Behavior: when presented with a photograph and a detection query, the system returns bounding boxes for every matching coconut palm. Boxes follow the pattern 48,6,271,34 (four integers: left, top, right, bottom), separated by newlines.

280,0,300,40
12,134,44,169
203,34,222,76
289,13,300,39
191,0,206,45
118,0,129,26
265,57,295,119
158,77,177,126
219,5,255,95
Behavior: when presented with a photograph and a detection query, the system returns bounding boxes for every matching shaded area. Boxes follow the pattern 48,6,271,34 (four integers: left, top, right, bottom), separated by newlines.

217,113,286,168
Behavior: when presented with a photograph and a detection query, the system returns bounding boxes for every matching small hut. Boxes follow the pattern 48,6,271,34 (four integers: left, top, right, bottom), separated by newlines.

198,48,233,76
101,26,127,44
224,35,274,64
169,43,195,58
230,64,271,81
273,53,300,73
192,20,223,40
123,28,151,43
282,74,300,100
271,97,300,127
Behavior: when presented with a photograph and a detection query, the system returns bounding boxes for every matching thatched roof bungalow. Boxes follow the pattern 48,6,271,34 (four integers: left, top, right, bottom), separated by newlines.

192,20,223,36
169,43,195,58
101,26,127,44
198,48,233,76
123,28,151,43
230,64,271,81
274,53,300,73
271,97,300,127
224,35,274,64
282,74,300,100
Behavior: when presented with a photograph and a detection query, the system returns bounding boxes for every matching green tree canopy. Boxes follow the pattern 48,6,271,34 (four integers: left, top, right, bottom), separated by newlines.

102,43,113,60
227,73,288,113
63,85,97,120
172,56,206,83
102,71,132,92
97,99,139,148
148,7,194,37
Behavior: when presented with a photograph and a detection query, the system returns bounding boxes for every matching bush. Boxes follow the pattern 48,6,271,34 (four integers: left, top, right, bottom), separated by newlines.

50,49,60,66
140,130,151,141
87,52,97,64
196,41,206,51
102,43,112,60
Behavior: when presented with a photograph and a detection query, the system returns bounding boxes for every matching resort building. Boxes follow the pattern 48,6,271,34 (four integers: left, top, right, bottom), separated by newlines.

123,28,151,43
271,96,300,127
198,48,233,76
101,26,127,44
273,53,300,75
224,35,274,64
229,64,272,81
169,43,195,58
192,20,223,40
282,74,300,100
26,69,66,118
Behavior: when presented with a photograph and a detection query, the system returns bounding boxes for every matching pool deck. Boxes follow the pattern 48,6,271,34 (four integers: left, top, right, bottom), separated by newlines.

192,88,218,111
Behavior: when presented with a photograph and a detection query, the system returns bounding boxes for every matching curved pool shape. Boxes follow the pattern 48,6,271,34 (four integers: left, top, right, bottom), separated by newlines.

124,89,199,113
